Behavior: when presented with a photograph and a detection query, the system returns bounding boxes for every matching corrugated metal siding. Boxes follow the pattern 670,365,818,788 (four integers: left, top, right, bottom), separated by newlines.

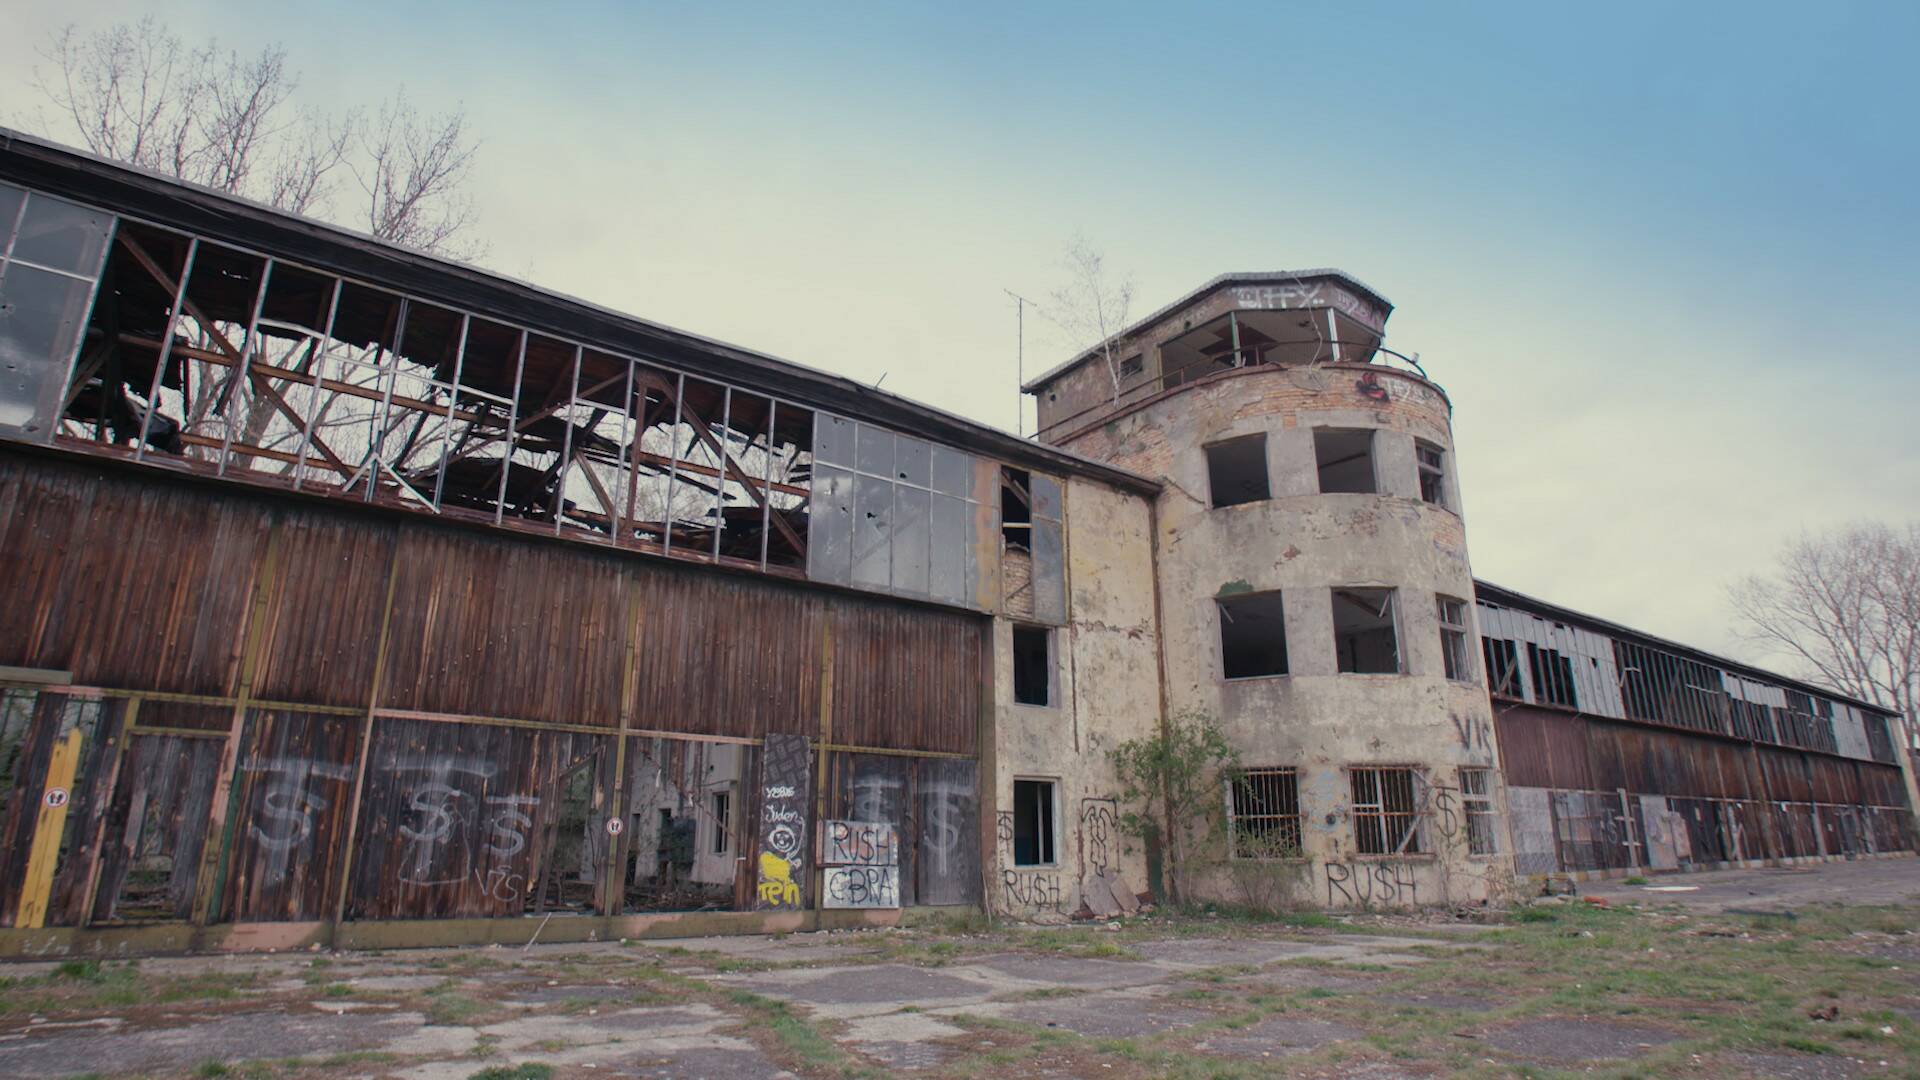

831,599,983,755
251,517,399,708
632,570,825,741
0,457,267,695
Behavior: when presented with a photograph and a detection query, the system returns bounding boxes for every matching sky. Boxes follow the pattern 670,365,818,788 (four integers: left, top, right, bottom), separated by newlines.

3,2,1915,671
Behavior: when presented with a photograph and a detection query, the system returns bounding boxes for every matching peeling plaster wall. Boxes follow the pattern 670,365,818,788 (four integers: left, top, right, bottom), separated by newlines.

1062,363,1517,909
990,478,1162,920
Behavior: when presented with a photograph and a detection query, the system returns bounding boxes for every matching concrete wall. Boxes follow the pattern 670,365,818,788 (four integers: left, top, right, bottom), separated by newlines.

989,476,1163,921
1057,362,1516,909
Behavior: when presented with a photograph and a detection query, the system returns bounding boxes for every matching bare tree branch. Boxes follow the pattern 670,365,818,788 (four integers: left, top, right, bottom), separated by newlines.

1044,234,1134,407
1730,521,1920,749
355,90,484,259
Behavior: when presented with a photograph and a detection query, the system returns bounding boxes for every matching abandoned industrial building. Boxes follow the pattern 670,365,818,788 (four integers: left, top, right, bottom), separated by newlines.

0,129,1913,956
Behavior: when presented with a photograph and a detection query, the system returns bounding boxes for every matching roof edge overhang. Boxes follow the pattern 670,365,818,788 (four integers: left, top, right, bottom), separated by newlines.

1021,269,1395,393
0,127,1161,497
1473,579,1900,720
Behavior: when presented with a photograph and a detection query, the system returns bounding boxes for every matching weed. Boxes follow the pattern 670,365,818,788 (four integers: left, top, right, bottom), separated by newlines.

468,1066,553,1080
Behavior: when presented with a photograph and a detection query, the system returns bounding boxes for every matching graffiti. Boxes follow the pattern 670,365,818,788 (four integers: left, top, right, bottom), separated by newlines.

1078,798,1117,878
822,820,898,867
824,865,899,908
1355,371,1390,402
1432,787,1460,840
754,733,810,911
242,757,353,858
1230,282,1385,325
1325,860,1418,906
996,809,1064,913
919,778,969,876
1449,713,1491,752
484,795,539,856
377,757,547,888
474,864,526,902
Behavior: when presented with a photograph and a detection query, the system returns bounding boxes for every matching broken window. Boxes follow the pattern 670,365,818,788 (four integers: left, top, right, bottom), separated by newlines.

1012,626,1052,706
1483,637,1522,698
1205,433,1270,508
1119,354,1143,379
0,185,114,442
1012,778,1057,866
1416,440,1446,506
1001,466,1065,624
710,791,731,855
1437,596,1473,683
1230,768,1301,858
1314,428,1376,494
1459,768,1495,855
1333,588,1399,674
1526,643,1578,709
811,412,980,606
1219,591,1289,679
1350,767,1420,855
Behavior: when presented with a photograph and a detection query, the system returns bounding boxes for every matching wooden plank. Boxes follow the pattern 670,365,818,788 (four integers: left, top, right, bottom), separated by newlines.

17,725,85,928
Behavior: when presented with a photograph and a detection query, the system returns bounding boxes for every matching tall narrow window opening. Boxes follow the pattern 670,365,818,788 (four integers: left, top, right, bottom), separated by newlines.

1483,637,1522,697
1459,768,1495,855
1012,626,1052,706
1219,591,1289,679
1314,428,1377,494
1012,779,1057,866
1527,643,1578,708
1437,596,1473,682
1416,441,1446,505
710,790,732,855
1333,588,1400,674
1205,434,1270,508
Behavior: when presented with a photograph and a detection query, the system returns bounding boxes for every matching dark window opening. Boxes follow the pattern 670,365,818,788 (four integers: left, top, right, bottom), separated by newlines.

1012,626,1052,706
1416,441,1446,505
710,791,731,855
1001,466,1031,551
1231,768,1302,858
1483,637,1522,697
1314,428,1376,494
1119,354,1143,378
1459,768,1495,855
1437,596,1472,682
1351,767,1420,854
1012,779,1056,866
1205,434,1270,508
1527,643,1579,709
1219,591,1289,679
1333,587,1399,674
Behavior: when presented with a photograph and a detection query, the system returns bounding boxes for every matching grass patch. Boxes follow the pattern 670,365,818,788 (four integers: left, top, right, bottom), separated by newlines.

468,1066,553,1080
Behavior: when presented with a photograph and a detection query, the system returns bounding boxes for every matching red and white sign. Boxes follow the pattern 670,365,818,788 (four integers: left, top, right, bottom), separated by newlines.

43,788,69,809
605,817,624,836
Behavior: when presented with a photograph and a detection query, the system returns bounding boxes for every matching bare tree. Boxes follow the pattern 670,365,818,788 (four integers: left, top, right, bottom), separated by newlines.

29,17,479,256
1730,522,1920,745
1044,234,1135,406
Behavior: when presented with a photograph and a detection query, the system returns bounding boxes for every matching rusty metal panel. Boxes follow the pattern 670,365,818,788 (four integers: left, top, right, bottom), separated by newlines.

251,515,400,708
830,598,983,756
347,717,609,920
220,709,360,922
0,455,267,694
632,569,824,741
90,730,221,923
378,527,628,727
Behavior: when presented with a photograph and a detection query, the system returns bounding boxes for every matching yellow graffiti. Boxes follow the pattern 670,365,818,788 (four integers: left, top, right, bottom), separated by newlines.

757,851,800,906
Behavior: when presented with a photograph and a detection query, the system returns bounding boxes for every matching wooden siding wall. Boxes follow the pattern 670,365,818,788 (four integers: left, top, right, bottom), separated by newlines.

0,450,986,928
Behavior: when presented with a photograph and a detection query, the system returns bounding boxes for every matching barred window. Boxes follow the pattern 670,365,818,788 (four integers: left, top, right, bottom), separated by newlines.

1230,768,1301,858
1351,767,1420,855
1459,768,1495,855
1437,596,1473,683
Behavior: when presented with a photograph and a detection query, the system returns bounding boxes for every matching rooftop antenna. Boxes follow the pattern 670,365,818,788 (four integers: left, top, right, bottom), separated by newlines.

1004,289,1042,437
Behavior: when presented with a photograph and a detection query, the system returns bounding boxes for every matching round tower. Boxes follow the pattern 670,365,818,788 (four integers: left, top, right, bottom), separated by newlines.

1026,272,1511,908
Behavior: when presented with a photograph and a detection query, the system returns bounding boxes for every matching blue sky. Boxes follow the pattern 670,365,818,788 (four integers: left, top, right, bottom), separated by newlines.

5,1,1916,666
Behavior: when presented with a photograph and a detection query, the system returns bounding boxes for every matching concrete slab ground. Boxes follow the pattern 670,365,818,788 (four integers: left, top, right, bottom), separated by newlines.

1580,856,1920,912
0,859,1914,1077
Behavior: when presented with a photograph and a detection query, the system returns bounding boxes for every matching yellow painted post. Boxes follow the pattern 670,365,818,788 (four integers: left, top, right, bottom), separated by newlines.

18,726,86,929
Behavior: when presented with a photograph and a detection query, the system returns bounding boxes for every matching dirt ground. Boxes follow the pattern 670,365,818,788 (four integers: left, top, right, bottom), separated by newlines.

1,858,1915,1079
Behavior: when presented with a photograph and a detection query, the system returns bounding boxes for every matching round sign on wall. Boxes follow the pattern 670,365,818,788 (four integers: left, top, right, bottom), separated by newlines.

43,788,69,809
605,817,624,836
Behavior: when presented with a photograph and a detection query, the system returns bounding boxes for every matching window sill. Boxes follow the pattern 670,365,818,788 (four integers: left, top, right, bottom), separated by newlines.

1348,852,1436,862
1010,863,1060,872
1223,673,1291,683
1335,671,1408,678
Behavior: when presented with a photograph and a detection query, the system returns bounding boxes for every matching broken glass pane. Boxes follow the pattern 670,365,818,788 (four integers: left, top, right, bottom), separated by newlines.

11,194,112,275
0,184,25,244
0,264,98,440
815,412,855,466
892,484,931,596
894,436,931,487
807,465,855,585
851,473,893,590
